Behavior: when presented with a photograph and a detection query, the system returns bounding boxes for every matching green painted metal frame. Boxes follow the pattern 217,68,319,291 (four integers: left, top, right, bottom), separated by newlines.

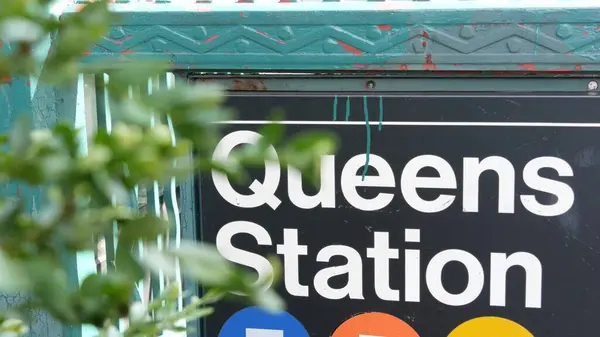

77,1,600,72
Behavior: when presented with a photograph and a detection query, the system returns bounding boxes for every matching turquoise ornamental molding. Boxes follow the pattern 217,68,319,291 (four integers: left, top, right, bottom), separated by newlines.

73,0,600,71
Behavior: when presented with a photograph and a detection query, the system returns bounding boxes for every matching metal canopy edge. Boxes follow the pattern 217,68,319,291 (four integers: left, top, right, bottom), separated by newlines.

72,0,600,72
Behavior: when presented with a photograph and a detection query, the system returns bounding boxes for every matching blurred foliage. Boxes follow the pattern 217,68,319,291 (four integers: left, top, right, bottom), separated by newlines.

0,1,337,336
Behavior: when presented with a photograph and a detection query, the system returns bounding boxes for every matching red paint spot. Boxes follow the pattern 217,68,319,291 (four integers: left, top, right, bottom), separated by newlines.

596,25,600,31
353,64,367,69
519,63,536,71
338,41,363,55
518,22,525,26
422,53,436,70
584,31,589,36
240,12,244,17
256,30,269,38
0,40,3,48
575,64,583,71
377,25,392,31
26,80,30,86
82,50,90,56
124,35,133,41
121,50,133,55
205,35,218,42
422,31,430,39
421,40,427,48
1,75,12,83
397,64,408,70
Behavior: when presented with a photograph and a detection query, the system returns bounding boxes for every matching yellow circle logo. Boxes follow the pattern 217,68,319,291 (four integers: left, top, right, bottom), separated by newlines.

447,317,533,337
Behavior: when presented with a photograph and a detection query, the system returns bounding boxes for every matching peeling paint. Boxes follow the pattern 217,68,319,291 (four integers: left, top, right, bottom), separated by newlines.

205,35,218,42
423,53,436,70
231,79,266,91
256,30,269,38
361,96,371,182
338,40,363,55
519,63,536,71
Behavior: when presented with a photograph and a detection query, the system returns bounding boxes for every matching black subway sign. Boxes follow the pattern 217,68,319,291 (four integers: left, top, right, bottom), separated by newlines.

198,93,600,337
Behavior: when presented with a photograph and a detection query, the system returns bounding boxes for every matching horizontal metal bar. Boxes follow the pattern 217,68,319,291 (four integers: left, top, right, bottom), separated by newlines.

189,77,600,92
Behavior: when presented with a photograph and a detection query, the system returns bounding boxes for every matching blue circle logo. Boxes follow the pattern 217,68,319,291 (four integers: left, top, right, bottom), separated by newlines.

218,306,309,337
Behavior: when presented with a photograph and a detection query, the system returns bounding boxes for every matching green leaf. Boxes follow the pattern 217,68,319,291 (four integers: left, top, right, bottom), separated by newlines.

79,274,104,296
144,82,225,116
115,243,144,281
116,216,169,280
169,241,236,287
0,251,31,292
119,216,169,242
257,126,282,151
105,62,170,96
9,116,31,155
192,290,225,306
0,197,22,227
250,288,285,313
110,99,153,127
185,307,214,321
53,123,80,156
25,258,76,322
257,113,285,146
91,172,130,205
139,245,177,280
101,273,135,310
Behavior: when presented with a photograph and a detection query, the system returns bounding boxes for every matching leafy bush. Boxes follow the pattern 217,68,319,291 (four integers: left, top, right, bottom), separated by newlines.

0,1,336,336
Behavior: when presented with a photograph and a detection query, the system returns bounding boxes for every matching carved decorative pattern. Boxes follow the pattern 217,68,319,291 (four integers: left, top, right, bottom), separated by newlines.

80,8,600,71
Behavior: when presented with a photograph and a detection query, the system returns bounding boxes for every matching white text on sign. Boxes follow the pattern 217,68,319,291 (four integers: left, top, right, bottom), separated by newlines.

211,130,559,309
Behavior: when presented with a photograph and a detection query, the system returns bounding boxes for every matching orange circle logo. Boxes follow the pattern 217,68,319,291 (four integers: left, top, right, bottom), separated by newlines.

447,316,533,337
331,312,420,337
